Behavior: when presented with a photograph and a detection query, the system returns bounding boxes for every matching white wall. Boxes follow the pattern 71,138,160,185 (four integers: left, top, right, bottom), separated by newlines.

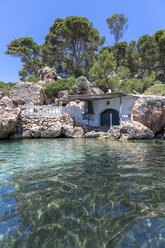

69,96,138,127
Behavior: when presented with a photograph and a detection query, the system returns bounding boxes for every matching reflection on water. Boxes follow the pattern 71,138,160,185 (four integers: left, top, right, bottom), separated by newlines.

0,139,165,247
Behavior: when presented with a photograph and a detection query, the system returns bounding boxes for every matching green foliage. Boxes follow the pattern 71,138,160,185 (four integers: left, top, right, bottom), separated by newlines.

71,76,91,94
0,81,16,95
144,84,165,96
116,66,130,79
24,74,39,83
43,16,105,77
90,50,116,80
44,77,76,96
5,37,42,76
4,15,164,95
137,34,156,74
119,72,156,93
90,50,117,92
93,76,120,93
107,13,128,44
107,13,128,60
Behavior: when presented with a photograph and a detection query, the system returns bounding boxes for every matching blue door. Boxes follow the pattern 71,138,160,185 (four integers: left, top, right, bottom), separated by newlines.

100,109,120,127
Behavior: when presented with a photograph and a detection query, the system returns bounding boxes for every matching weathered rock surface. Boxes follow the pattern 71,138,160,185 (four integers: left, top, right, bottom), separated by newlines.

132,96,165,133
0,96,14,108
0,107,20,138
90,86,104,95
0,91,5,100
10,82,46,106
64,126,84,138
119,121,154,140
10,113,78,139
41,122,61,138
38,67,61,84
70,76,104,96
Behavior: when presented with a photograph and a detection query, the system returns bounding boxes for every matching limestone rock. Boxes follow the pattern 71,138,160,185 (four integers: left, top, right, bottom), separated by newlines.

30,126,42,138
0,107,20,139
108,126,121,139
85,131,108,138
38,67,61,84
90,87,104,95
58,91,68,99
132,96,165,133
64,126,84,138
41,122,61,138
10,82,46,105
0,96,14,108
0,91,5,100
119,121,154,140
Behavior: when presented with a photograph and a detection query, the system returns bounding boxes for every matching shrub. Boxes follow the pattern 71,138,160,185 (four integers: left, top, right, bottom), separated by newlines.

44,77,76,96
144,84,165,95
0,81,16,95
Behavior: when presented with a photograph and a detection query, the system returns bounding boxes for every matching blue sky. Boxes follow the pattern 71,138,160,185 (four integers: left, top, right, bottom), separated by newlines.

0,0,164,82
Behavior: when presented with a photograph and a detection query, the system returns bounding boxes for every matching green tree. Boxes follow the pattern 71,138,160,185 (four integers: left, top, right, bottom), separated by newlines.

137,34,157,75
5,37,42,77
106,13,128,60
154,30,165,81
116,65,130,79
126,40,140,76
90,50,117,92
43,16,105,77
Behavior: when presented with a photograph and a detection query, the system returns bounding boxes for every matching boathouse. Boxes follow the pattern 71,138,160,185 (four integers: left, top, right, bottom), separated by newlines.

66,93,140,127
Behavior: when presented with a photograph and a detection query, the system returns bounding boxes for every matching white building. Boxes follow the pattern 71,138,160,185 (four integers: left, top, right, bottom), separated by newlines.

66,93,140,127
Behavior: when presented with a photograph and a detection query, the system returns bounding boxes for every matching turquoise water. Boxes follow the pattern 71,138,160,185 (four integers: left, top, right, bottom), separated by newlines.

0,139,165,248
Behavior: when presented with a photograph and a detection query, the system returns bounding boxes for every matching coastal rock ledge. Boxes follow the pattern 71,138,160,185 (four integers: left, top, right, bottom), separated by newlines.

0,106,20,139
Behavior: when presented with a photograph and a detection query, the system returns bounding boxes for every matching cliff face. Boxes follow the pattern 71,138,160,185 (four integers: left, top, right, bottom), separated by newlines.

132,96,165,134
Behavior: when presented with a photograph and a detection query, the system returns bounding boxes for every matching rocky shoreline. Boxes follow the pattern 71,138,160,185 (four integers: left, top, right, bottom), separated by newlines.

0,104,159,141
1,74,165,141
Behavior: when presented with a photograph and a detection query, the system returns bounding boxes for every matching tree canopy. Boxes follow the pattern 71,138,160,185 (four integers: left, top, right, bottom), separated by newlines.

4,15,165,95
43,16,105,77
5,37,42,77
107,13,128,60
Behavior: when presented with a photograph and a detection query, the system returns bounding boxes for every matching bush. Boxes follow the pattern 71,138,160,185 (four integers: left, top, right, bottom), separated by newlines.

24,74,38,83
93,76,120,93
0,81,16,95
44,77,76,96
144,84,165,95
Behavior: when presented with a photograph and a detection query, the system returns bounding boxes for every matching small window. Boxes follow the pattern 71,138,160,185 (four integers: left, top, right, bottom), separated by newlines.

106,101,110,105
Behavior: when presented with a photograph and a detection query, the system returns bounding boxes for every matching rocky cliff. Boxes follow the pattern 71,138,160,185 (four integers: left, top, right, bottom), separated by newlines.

132,96,165,134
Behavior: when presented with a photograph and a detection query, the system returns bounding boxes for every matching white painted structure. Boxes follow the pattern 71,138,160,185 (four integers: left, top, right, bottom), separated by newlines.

68,93,139,127
19,105,67,117
19,93,139,128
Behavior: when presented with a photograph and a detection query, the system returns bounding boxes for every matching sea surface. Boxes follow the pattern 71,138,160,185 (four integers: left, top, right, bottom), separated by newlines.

0,138,165,248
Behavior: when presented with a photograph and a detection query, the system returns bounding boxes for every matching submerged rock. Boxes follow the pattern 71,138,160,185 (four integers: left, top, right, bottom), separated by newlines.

10,82,46,105
132,96,165,134
0,107,20,139
85,131,108,139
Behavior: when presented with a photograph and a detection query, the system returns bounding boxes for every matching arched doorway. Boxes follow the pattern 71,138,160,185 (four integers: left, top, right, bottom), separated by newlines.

100,109,120,127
